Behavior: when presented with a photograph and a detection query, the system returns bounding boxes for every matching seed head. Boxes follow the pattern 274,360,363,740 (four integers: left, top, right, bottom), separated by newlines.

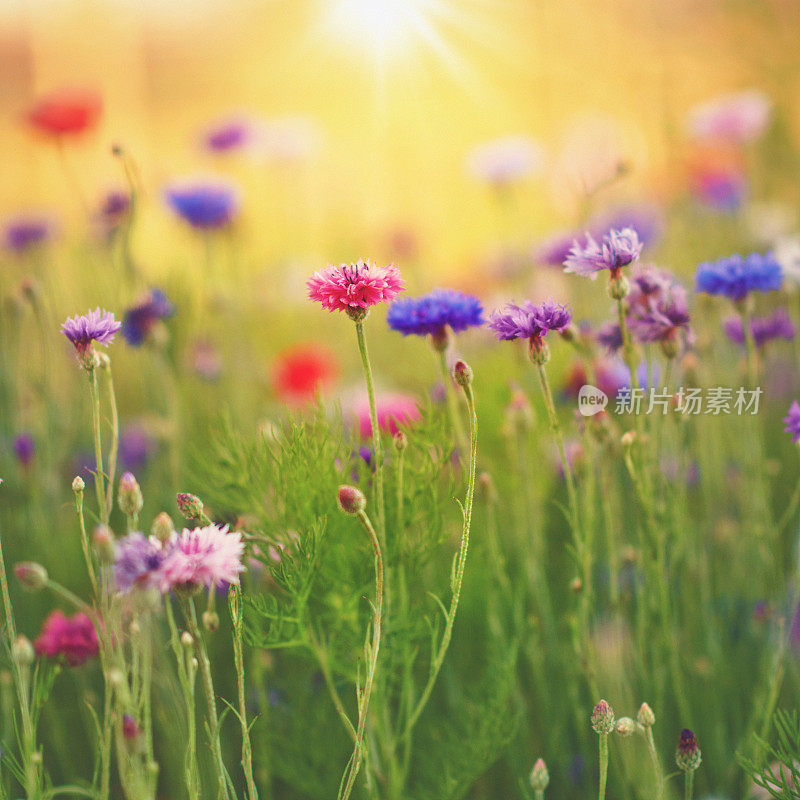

591,699,616,734
338,485,366,515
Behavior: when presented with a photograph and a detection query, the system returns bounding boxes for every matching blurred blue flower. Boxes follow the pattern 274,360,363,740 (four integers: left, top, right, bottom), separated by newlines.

164,180,240,229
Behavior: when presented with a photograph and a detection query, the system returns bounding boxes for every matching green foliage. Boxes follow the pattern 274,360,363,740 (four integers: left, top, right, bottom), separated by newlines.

740,710,800,800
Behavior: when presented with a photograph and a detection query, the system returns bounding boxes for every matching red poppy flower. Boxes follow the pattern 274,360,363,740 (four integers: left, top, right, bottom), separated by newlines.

28,88,102,137
272,344,338,405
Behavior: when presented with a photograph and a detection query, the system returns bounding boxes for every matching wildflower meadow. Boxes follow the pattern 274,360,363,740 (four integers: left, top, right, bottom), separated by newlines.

2,1,800,799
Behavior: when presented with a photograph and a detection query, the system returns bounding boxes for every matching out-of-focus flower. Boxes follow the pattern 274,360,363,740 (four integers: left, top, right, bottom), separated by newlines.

158,525,245,592
122,714,139,741
122,289,174,347
695,253,783,301
272,343,338,405
387,289,484,338
34,610,99,666
114,532,172,592
628,273,692,352
95,190,130,237
533,231,577,267
27,88,102,137
201,117,253,153
596,322,623,354
774,237,800,286
783,400,800,443
61,309,121,362
724,309,795,347
2,214,56,253
564,228,642,279
353,393,420,438
255,116,322,165
745,201,797,246
466,135,544,188
164,179,241,230
191,340,222,381
119,425,156,472
589,203,665,249
686,90,771,143
686,142,747,212
488,300,572,342
307,260,404,315
13,433,35,467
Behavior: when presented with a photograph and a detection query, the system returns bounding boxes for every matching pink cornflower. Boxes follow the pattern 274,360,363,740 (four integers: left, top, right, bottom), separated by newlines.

158,524,245,592
34,610,99,666
353,393,421,438
307,260,404,316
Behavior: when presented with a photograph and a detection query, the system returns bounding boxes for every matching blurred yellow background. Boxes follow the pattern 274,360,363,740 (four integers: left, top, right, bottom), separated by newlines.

1,0,799,277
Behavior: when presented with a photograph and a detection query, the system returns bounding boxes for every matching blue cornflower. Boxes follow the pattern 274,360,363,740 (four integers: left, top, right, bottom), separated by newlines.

164,180,240,229
387,289,484,339
122,289,174,346
694,252,783,301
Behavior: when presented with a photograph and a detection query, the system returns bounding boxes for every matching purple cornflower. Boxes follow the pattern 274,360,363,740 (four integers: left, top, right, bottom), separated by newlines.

202,118,252,153
596,322,623,353
563,227,642,279
13,433,35,467
724,309,795,347
488,300,571,341
695,252,783,301
628,283,691,349
114,532,172,592
783,401,800,443
589,203,665,248
387,289,484,340
122,289,174,346
95,190,130,237
164,180,240,230
119,425,156,472
61,309,121,364
2,214,56,253
533,231,577,266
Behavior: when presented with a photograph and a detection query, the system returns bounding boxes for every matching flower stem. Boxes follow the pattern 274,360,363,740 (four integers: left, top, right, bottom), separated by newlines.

403,374,477,737
339,508,384,800
684,769,695,800
354,319,386,544
436,348,467,453
231,587,258,800
88,368,108,524
102,360,120,518
598,733,609,800
644,727,664,800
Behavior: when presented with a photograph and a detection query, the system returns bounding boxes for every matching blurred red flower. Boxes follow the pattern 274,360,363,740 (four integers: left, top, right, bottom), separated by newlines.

28,88,102,137
34,609,99,666
272,343,338,405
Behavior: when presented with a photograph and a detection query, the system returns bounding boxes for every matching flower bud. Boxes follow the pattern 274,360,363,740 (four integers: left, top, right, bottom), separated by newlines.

176,492,204,520
591,699,616,734
615,717,636,737
122,714,140,741
11,635,34,667
72,476,85,494
202,611,219,633
338,485,366,515
118,472,143,518
607,273,630,301
180,631,194,649
660,336,679,360
430,327,451,352
151,512,175,544
621,430,636,449
528,337,550,366
453,359,473,388
529,758,549,792
14,562,48,590
393,431,408,452
94,525,115,562
676,729,701,771
569,576,583,594
637,702,655,727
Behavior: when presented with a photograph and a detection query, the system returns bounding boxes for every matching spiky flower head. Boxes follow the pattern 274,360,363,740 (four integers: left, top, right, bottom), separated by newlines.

387,289,484,340
695,252,783,302
676,729,702,771
307,259,404,318
564,228,642,279
784,401,800,444
176,492,205,520
61,309,121,368
637,702,655,727
615,717,636,737
158,525,245,592
529,758,549,792
591,699,616,734
338,485,366,515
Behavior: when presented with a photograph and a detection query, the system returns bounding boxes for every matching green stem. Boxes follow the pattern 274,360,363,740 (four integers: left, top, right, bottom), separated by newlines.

102,362,120,519
599,734,609,800
645,727,664,800
684,769,695,800
74,488,99,599
403,376,477,737
339,509,384,800
88,368,108,524
231,587,258,800
436,347,467,453
354,319,386,543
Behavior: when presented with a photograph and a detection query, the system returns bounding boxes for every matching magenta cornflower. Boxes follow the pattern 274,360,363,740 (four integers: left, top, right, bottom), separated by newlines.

307,260,404,316
61,308,121,362
563,227,642,279
158,524,245,592
353,393,421,438
34,610,99,667
784,401,800,443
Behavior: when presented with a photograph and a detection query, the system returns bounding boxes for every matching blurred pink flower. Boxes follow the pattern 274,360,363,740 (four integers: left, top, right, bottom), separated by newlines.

466,135,544,187
34,610,99,666
353,393,421,438
687,90,771,142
